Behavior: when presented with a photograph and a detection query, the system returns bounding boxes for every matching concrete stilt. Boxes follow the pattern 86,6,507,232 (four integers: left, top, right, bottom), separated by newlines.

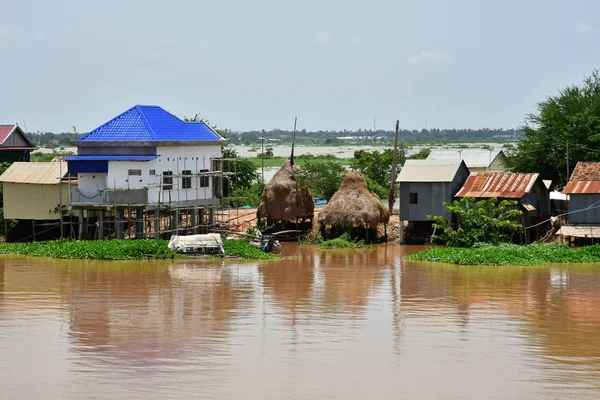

136,208,144,239
154,207,160,239
208,208,215,231
98,209,105,240
78,209,85,240
173,209,180,235
116,208,124,240
191,207,198,234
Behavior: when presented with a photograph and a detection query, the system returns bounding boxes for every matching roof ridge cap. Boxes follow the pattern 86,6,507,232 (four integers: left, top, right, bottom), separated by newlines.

135,105,158,140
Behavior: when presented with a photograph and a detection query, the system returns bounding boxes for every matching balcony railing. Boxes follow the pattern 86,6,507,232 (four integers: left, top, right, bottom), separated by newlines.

70,188,148,205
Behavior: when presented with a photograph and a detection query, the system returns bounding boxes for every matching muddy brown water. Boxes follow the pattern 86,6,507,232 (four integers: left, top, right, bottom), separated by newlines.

2,244,600,399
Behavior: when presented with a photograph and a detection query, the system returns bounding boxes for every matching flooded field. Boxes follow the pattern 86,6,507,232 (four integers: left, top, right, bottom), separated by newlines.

2,244,600,399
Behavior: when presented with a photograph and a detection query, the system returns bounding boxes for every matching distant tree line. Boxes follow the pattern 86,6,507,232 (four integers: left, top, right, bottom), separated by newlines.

24,127,521,149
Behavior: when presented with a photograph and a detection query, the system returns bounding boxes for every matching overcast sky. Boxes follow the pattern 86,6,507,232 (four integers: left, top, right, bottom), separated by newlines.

1,0,599,133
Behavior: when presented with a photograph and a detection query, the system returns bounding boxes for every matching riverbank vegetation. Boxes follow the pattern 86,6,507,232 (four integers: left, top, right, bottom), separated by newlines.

317,232,365,249
429,197,523,247
406,243,600,266
0,238,276,260
0,239,178,260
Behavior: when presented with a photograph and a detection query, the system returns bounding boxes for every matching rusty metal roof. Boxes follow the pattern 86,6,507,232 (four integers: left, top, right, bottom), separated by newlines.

562,162,600,194
456,172,540,199
570,162,600,181
0,162,67,185
563,180,600,194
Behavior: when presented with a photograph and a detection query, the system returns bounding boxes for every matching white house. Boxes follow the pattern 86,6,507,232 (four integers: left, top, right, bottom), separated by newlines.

66,105,227,208
426,148,507,173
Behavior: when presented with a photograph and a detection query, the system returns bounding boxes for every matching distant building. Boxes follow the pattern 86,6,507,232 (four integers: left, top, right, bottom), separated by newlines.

64,105,227,239
560,162,600,242
396,160,470,243
456,172,551,242
426,149,507,173
0,125,36,162
0,162,72,241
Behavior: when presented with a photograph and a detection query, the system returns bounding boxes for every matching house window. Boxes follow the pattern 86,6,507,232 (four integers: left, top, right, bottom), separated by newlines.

149,169,156,176
128,169,142,176
410,193,418,204
162,171,173,190
199,169,209,187
182,170,192,189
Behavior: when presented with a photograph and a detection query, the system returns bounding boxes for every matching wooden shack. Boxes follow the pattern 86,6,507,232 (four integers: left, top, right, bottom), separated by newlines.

456,172,551,242
396,160,470,243
559,162,600,244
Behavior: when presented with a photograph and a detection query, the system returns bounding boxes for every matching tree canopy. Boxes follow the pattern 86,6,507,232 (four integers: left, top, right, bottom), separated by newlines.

506,70,600,186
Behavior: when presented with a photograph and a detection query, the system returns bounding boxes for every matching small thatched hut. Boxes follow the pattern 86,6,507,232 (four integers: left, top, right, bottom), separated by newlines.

318,170,390,241
257,160,315,231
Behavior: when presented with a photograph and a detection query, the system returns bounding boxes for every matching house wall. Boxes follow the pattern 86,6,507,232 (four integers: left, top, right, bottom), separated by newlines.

78,173,108,195
4,182,70,220
400,182,453,221
399,164,469,222
75,145,222,205
5,129,31,147
489,154,507,172
0,151,30,163
569,194,600,224
522,191,551,217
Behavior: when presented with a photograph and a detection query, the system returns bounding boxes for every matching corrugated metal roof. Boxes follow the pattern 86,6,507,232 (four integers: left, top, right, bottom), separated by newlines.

0,125,15,143
63,155,159,161
563,180,600,194
78,105,224,142
456,172,540,199
397,160,467,182
426,149,504,168
0,162,67,185
556,225,600,238
570,162,600,181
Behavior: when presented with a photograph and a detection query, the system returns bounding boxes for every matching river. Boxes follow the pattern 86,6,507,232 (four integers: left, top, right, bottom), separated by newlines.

1,244,600,399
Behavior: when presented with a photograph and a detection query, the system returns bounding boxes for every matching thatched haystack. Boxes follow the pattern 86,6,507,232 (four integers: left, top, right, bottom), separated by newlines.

257,160,315,225
318,170,390,231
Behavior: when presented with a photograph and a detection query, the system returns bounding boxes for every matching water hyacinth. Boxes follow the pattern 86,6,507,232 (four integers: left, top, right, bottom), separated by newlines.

0,239,278,261
406,243,600,266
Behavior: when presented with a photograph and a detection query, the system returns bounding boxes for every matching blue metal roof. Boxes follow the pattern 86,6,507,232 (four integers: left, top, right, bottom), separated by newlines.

64,155,160,161
78,105,223,142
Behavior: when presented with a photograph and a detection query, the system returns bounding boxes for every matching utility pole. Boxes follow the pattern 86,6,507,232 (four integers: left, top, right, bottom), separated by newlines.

389,120,400,213
566,142,570,180
261,136,264,184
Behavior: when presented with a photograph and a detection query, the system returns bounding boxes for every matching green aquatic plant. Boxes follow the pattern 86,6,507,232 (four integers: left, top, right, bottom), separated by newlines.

0,238,278,261
317,231,365,249
406,243,600,266
221,239,276,260
0,239,178,260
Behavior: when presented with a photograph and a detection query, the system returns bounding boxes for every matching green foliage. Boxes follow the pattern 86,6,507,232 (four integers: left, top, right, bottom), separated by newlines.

222,147,260,195
406,242,600,266
0,239,178,260
317,231,365,249
30,152,72,162
407,147,431,160
297,158,346,200
363,175,388,199
506,70,600,186
352,149,394,188
226,181,264,207
428,197,523,247
221,238,276,260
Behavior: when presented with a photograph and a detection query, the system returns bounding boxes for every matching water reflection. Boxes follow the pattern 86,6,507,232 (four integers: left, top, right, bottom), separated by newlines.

1,248,600,399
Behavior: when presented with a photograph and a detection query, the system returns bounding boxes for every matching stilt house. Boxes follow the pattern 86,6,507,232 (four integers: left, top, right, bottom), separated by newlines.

396,160,470,242
65,105,227,239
